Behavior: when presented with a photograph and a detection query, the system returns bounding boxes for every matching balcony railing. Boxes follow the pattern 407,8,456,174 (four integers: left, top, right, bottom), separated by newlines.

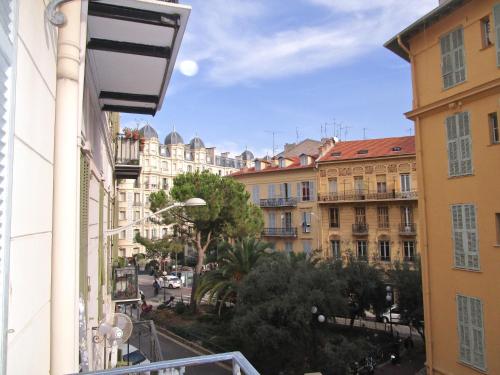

133,201,142,206
404,255,416,262
115,135,141,179
76,351,259,375
318,190,418,203
262,227,297,237
352,223,369,235
259,197,297,208
399,223,417,235
112,266,139,302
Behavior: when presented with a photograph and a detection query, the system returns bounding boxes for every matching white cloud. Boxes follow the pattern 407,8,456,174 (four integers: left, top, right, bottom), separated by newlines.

177,0,436,86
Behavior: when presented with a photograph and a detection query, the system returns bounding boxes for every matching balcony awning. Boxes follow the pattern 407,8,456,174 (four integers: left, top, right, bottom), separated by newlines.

87,0,190,116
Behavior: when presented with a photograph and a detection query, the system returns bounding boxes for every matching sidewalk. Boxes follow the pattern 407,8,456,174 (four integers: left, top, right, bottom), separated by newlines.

375,345,426,374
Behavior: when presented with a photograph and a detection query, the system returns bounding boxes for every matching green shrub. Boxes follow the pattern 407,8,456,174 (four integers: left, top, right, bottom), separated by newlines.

174,302,186,315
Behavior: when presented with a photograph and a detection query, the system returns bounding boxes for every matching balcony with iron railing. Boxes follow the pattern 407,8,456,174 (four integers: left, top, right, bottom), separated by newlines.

77,351,259,375
262,227,298,237
352,223,369,235
115,135,141,180
318,189,418,203
259,197,297,208
399,223,417,236
112,266,139,302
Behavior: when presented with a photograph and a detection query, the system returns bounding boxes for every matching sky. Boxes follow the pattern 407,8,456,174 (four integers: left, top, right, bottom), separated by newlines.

121,0,437,158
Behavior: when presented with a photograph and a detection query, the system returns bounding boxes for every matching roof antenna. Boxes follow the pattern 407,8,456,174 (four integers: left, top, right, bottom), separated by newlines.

363,127,370,140
296,127,299,143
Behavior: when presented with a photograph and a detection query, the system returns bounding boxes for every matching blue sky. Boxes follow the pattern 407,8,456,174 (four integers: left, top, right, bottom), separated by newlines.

122,0,437,157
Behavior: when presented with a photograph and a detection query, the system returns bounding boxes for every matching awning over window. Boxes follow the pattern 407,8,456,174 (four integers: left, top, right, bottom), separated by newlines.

87,0,190,115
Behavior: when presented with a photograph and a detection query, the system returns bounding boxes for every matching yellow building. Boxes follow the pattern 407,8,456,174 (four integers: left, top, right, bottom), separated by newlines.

386,0,500,373
232,153,321,255
316,137,418,264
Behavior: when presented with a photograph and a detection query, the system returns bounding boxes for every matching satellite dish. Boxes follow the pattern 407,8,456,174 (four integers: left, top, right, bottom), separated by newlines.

333,136,340,143
95,313,133,368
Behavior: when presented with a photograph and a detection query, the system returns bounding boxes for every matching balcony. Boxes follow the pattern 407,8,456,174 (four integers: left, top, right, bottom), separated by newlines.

318,190,418,203
133,201,142,206
404,255,416,262
112,266,139,302
399,223,417,236
115,135,141,180
260,197,297,208
352,223,369,235
262,227,297,237
77,351,259,375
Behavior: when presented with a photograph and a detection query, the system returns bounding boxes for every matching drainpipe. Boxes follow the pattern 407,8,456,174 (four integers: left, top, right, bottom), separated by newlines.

398,34,434,373
50,1,82,374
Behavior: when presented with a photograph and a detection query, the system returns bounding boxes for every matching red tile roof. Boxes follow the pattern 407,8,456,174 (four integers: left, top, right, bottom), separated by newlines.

230,156,316,177
316,136,415,163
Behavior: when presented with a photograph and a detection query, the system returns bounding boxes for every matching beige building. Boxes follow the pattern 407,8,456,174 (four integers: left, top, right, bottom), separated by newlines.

316,136,419,264
386,0,500,373
117,125,253,257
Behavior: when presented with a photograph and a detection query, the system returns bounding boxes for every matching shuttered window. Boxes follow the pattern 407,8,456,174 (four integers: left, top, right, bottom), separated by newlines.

252,185,260,204
446,112,473,177
268,212,276,229
457,295,486,370
494,4,500,66
451,204,479,270
268,184,275,199
79,155,90,309
440,27,466,89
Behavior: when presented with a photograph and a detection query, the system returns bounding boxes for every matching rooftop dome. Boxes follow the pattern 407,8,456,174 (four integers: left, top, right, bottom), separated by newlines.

240,150,254,161
164,131,184,145
139,124,158,140
189,137,205,149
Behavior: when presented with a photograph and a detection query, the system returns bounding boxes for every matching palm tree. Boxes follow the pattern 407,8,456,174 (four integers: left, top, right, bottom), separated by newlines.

195,237,270,313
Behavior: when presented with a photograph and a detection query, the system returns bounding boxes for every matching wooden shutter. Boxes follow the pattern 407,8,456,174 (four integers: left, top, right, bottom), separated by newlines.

268,212,276,229
464,204,479,270
446,115,460,176
309,180,315,201
458,112,472,175
494,4,500,66
296,182,302,201
452,28,466,84
268,184,275,199
452,205,466,267
440,32,454,88
470,297,485,369
79,155,90,308
457,295,472,364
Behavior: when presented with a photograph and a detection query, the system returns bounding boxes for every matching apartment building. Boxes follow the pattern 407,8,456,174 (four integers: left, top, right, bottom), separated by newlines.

386,0,500,373
231,153,321,255
117,125,253,257
0,1,190,374
316,137,419,264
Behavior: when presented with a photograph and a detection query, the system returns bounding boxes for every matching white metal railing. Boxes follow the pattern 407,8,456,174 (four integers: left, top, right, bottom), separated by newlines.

74,351,260,375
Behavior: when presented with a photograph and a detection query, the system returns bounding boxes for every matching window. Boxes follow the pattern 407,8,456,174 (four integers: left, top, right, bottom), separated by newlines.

285,242,293,253
268,212,276,229
282,212,292,229
133,229,140,242
440,27,466,89
119,211,126,220
489,112,499,144
298,181,315,201
456,295,486,370
279,158,285,168
355,207,366,225
302,212,312,233
451,204,479,270
133,211,140,221
329,207,339,228
119,192,126,202
377,206,389,228
255,160,261,171
119,230,126,240
496,213,500,245
328,178,337,193
401,206,413,227
481,16,492,48
162,178,168,190
162,228,167,237
400,174,411,192
376,175,387,193
145,159,150,167
252,185,260,205
354,176,364,193
161,161,167,170
356,240,367,260
152,228,157,239
134,179,140,188
300,155,308,166
187,165,192,172
495,4,500,66
446,112,473,177
303,240,312,255
282,183,290,199
331,240,341,260
379,241,390,262
403,241,415,261
268,184,275,199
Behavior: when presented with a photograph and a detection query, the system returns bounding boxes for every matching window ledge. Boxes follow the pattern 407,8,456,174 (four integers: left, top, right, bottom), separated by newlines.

448,173,475,180
479,43,493,51
458,361,487,374
487,142,500,147
493,244,500,248
452,266,482,273
442,79,467,92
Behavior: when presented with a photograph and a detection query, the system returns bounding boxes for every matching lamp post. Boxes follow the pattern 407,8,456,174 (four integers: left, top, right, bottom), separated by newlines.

386,285,393,336
162,271,168,303
311,305,326,370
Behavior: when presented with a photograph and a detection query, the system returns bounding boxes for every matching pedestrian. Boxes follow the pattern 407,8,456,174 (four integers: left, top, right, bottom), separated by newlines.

153,277,160,296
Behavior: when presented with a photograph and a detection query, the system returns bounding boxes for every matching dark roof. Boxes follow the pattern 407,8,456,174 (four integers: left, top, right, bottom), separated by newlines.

384,0,466,61
240,150,254,161
139,124,158,139
189,137,205,149
164,131,184,145
277,138,321,158
231,155,317,177
316,136,415,163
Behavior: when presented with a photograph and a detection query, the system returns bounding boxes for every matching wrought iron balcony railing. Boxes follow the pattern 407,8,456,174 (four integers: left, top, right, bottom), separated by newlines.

112,266,139,302
262,227,297,237
352,223,369,235
76,351,260,375
399,223,417,235
259,197,297,208
115,135,141,179
318,190,418,203
404,255,416,262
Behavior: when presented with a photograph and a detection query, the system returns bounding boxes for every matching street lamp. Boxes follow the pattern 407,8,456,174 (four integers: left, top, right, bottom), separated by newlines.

311,305,326,370
386,285,393,336
162,271,168,303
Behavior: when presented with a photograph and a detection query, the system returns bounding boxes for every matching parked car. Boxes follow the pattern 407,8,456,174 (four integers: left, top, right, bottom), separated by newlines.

118,344,150,374
381,305,402,324
158,275,181,289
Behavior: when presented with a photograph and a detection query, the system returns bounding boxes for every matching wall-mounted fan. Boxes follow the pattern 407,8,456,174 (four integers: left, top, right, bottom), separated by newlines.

94,313,133,368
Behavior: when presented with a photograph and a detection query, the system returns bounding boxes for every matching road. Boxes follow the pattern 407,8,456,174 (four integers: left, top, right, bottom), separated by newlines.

139,274,192,305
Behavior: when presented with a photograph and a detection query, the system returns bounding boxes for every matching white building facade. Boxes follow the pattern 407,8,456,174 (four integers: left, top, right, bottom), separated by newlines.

117,125,254,257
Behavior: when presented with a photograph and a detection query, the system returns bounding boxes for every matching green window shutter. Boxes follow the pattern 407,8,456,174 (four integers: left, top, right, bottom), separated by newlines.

79,155,90,307
451,205,465,267
446,115,460,176
441,28,466,88
494,4,500,66
470,298,485,369
440,33,454,88
452,28,466,84
457,295,472,363
458,112,472,175
464,204,479,270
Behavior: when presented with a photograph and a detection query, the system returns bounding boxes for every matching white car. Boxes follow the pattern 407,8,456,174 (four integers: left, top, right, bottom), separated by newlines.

158,276,181,289
382,305,402,324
